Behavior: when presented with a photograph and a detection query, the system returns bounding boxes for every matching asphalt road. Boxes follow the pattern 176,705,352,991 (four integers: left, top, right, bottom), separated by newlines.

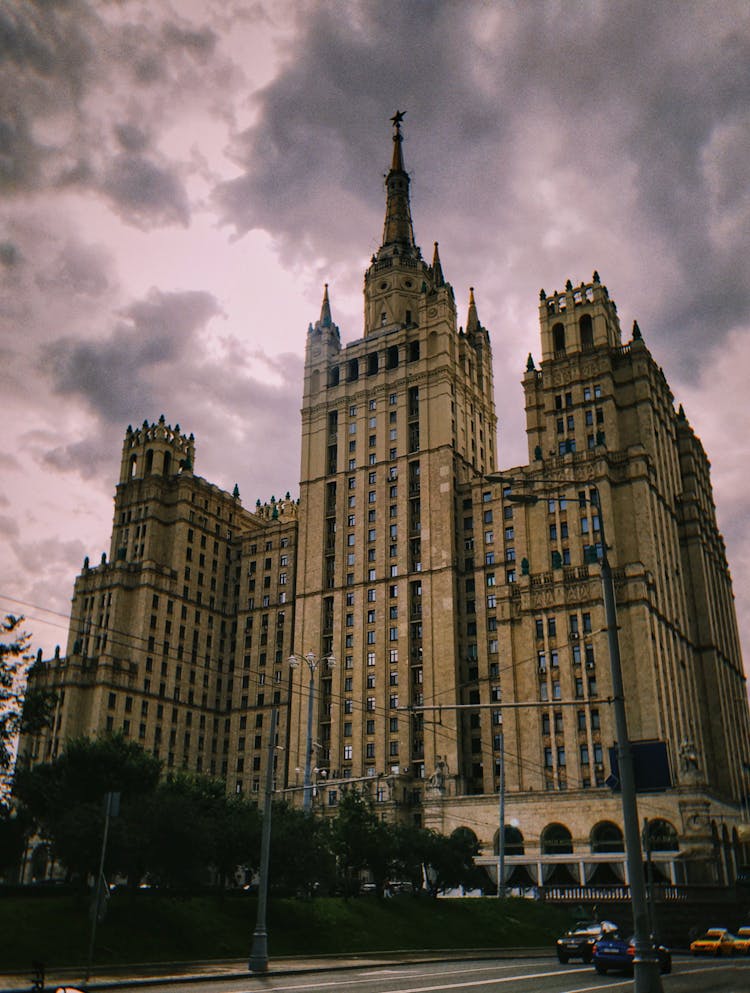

110,956,750,993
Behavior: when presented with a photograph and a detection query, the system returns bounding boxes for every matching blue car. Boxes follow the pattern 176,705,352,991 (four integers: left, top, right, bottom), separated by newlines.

593,933,672,975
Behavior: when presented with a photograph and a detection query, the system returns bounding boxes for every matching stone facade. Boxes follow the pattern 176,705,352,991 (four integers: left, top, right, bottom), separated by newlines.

19,119,750,887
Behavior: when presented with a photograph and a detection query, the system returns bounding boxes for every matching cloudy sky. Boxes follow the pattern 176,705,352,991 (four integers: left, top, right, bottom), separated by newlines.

2,0,750,670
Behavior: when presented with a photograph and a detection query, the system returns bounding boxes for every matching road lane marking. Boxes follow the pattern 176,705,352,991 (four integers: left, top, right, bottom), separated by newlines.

243,965,592,992
356,964,549,979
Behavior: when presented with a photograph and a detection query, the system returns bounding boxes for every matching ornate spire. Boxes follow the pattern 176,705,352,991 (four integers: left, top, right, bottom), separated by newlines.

432,242,444,287
466,287,479,334
319,283,332,328
380,111,417,256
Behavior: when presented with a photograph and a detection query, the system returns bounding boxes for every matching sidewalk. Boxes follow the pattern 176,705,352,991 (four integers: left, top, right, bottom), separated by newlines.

0,949,549,993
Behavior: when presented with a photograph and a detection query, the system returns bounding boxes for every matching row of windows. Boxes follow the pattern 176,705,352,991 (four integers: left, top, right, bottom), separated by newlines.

535,613,593,639
544,742,604,767
542,709,601,734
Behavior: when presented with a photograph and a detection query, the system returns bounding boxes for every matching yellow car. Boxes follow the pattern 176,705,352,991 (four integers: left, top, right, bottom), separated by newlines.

690,928,736,956
732,926,750,955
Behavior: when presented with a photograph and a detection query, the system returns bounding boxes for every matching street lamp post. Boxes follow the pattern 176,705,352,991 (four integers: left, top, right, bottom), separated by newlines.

486,474,663,993
288,651,335,811
249,706,278,973
497,719,505,899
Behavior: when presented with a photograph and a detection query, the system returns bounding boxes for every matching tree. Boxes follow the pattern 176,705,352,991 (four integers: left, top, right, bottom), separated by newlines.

331,789,394,896
422,827,485,896
14,733,162,882
140,774,262,889
0,615,55,801
0,803,32,881
268,800,336,896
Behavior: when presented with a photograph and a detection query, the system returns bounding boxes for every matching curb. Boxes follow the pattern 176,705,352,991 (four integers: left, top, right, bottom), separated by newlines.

0,948,552,993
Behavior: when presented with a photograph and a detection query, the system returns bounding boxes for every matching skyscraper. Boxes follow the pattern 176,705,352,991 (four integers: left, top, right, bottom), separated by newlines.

20,117,750,887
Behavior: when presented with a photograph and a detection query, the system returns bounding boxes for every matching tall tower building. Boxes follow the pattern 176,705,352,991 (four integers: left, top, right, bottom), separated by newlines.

18,117,749,887
291,113,496,811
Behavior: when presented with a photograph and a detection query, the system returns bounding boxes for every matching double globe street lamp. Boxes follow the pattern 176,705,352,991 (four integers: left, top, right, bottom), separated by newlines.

288,651,336,811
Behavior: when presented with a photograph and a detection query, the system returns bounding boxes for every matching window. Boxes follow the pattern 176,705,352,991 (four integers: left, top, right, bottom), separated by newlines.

344,745,353,760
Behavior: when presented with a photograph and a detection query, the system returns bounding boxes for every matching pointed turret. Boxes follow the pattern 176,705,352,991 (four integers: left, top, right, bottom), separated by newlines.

319,283,332,328
380,110,417,258
466,287,479,334
432,242,445,287
309,283,340,341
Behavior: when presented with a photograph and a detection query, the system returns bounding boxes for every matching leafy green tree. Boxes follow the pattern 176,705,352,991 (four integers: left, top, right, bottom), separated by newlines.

331,789,394,896
268,800,336,896
14,733,162,881
141,774,262,889
0,803,32,881
1,615,55,802
422,826,484,896
389,821,430,891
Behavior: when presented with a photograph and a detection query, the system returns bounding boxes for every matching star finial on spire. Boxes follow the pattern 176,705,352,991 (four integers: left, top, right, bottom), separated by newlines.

391,109,406,130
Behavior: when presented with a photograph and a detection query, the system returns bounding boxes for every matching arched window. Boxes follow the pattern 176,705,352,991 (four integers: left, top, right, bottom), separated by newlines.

129,455,137,478
494,825,524,855
451,826,479,851
590,820,624,853
541,822,573,854
145,449,154,473
645,819,679,852
579,313,593,349
552,322,566,353
163,451,171,476
347,358,359,382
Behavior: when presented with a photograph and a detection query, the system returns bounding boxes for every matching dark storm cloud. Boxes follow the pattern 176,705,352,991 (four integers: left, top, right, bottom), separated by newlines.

161,21,217,56
0,241,21,267
0,0,96,191
215,0,750,368
102,153,190,228
0,2,235,229
114,123,149,153
182,346,304,501
42,430,123,480
43,289,221,422
35,239,111,297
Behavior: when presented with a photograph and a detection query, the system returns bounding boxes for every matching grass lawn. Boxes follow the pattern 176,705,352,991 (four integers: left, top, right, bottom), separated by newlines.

0,891,573,970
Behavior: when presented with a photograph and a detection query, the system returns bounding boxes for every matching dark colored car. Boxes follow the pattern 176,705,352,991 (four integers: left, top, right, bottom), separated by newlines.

593,933,672,975
556,920,618,963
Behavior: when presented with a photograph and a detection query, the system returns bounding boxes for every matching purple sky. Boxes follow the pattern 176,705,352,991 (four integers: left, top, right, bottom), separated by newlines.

2,0,749,676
